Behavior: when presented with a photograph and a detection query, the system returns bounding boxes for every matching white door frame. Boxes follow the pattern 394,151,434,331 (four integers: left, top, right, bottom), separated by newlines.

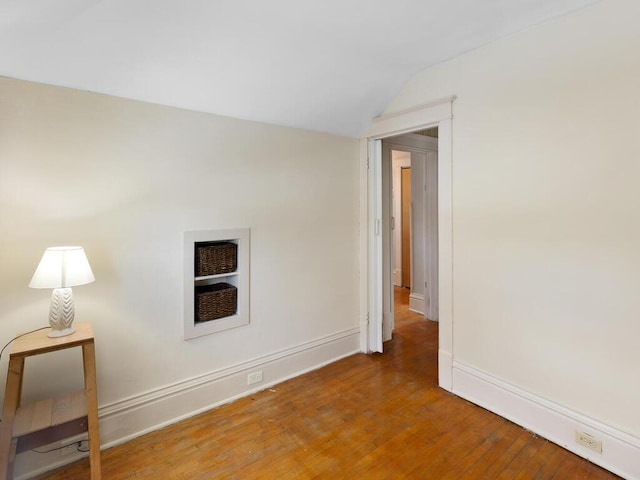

359,96,454,391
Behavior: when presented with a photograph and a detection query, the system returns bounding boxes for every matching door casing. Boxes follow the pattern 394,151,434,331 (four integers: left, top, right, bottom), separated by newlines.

360,96,454,392
385,135,437,322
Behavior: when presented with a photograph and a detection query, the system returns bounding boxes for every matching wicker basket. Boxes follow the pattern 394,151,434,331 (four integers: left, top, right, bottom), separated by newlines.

195,283,237,323
195,241,237,277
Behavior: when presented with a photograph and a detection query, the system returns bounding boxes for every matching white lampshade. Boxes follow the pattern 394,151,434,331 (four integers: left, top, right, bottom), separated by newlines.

29,246,95,289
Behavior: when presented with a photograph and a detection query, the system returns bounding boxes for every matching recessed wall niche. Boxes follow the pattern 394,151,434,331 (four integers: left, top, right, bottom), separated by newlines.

183,228,250,340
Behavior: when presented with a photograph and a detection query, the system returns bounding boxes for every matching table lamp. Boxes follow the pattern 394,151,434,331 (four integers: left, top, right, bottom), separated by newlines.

29,246,95,337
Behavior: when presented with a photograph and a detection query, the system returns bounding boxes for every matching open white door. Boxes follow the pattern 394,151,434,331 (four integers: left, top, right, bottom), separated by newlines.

381,143,394,342
367,139,383,353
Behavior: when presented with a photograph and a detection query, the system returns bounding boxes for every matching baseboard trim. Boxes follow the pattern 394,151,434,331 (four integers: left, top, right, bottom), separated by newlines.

438,349,453,392
15,326,361,480
103,326,359,419
358,320,369,352
409,293,424,315
393,269,402,287
452,361,640,480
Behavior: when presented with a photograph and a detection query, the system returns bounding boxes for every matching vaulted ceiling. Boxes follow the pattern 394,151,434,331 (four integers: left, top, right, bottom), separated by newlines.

0,0,599,137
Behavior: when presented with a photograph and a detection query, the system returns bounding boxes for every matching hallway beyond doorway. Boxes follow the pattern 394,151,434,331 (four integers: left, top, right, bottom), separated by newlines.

394,285,423,329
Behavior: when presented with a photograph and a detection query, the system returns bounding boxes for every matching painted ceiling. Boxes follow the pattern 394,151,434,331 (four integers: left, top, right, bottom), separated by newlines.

0,0,599,136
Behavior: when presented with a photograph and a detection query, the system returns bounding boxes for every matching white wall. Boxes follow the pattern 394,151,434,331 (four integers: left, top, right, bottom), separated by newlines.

386,0,640,475
0,77,360,477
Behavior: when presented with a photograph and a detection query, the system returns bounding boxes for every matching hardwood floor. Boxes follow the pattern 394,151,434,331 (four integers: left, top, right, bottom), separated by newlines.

36,289,620,479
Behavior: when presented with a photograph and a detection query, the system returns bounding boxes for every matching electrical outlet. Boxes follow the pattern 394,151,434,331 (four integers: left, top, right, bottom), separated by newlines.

247,371,263,385
575,431,602,454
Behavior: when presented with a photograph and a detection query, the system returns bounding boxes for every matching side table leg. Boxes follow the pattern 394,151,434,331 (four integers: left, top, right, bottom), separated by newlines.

82,342,101,480
0,357,24,480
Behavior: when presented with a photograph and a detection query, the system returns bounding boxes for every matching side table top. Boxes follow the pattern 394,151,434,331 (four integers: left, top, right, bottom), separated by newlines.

10,322,94,357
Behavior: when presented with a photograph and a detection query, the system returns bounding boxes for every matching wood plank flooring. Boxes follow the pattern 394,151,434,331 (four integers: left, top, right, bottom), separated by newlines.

36,288,620,479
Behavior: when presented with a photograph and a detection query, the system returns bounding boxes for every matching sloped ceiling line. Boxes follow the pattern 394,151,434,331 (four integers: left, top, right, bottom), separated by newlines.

0,0,599,137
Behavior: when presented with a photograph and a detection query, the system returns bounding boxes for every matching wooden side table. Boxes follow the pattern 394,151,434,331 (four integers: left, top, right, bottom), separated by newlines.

0,322,101,480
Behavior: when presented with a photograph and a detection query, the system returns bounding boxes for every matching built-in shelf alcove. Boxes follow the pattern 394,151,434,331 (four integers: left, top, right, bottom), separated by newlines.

183,228,250,340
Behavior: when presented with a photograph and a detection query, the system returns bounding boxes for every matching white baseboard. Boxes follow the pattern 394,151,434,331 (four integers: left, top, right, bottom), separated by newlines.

453,361,640,480
359,319,369,352
15,327,361,480
393,269,402,287
438,349,453,392
409,292,424,314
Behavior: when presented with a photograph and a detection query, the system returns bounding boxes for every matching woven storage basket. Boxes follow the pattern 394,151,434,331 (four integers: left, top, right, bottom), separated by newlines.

195,283,237,322
195,241,237,277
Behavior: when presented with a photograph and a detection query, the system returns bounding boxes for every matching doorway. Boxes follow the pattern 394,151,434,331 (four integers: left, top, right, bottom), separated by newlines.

401,167,411,289
390,151,412,289
362,96,454,391
383,131,439,342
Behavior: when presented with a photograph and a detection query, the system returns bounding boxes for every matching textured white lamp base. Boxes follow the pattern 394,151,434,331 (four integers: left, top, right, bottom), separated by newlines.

48,287,76,338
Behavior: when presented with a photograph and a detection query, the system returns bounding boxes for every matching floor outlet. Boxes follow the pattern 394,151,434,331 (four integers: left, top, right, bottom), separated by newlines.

575,431,602,454
247,371,263,385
